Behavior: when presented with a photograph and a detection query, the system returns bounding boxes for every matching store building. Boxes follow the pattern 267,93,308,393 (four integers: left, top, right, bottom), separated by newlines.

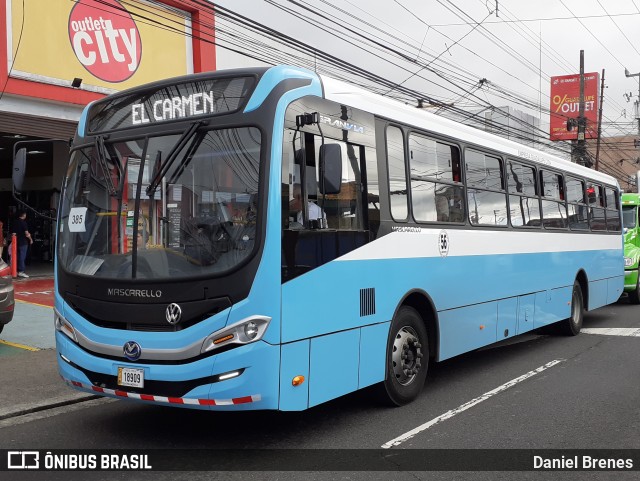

0,0,215,261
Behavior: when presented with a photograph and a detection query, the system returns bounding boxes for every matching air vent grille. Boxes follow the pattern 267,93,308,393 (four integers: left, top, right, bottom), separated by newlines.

360,288,376,317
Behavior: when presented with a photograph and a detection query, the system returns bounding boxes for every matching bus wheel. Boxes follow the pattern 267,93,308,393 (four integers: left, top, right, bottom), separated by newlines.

628,269,640,304
559,281,584,336
378,306,429,406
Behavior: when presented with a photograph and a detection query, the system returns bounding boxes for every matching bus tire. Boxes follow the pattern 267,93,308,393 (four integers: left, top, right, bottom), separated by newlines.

628,269,640,304
378,306,429,406
559,281,584,336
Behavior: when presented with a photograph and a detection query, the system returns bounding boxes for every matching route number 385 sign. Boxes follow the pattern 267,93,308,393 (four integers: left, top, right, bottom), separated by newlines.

68,207,88,233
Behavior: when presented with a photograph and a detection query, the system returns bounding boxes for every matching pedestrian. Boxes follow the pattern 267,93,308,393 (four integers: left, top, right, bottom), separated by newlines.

11,211,33,278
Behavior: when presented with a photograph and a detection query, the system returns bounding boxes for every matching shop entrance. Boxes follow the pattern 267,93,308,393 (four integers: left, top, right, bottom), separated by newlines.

1,128,72,271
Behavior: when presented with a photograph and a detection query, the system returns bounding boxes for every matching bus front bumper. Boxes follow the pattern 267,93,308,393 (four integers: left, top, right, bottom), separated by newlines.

56,332,280,411
624,268,639,292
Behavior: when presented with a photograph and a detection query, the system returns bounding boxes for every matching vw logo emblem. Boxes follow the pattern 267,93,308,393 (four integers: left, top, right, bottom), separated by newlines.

166,303,182,325
123,341,142,361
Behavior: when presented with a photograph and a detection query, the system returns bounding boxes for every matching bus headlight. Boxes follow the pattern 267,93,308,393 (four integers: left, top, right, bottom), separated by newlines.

201,316,271,354
624,257,635,268
244,321,259,340
54,309,78,343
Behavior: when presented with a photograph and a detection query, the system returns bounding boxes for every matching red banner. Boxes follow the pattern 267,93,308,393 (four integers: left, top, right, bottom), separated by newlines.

550,72,599,141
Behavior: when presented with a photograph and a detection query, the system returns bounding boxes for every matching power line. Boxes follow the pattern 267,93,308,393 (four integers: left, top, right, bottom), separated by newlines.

596,0,640,57
559,0,631,70
384,1,491,96
428,11,640,27
212,2,575,155
63,0,638,171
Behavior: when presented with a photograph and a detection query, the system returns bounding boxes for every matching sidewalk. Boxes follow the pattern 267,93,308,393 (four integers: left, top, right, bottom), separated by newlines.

0,263,97,420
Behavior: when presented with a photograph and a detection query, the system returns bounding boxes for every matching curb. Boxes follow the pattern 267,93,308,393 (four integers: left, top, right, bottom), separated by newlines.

0,394,101,421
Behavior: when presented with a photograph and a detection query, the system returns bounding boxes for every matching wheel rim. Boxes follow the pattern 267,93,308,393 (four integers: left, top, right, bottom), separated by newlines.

391,326,423,386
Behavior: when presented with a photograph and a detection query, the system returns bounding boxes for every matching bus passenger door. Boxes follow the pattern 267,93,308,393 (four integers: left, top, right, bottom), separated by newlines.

281,131,369,283
280,130,372,408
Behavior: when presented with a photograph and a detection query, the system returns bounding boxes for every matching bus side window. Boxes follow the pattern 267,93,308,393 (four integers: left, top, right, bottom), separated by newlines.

507,160,540,228
387,126,408,222
408,133,464,224
605,186,621,232
588,183,606,231
465,149,506,226
540,170,567,229
281,129,307,230
312,138,364,231
566,176,588,230
364,146,380,238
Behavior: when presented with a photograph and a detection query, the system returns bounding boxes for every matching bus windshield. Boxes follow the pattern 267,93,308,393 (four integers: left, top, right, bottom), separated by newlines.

58,126,261,279
622,205,637,230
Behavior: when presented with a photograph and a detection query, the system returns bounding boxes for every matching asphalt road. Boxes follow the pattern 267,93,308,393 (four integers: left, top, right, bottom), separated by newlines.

1,300,639,481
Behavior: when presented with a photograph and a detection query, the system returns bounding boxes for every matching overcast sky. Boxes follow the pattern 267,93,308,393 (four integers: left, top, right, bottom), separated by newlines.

211,0,640,141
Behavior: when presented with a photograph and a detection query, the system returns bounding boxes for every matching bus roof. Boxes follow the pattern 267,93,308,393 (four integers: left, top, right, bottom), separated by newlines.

318,73,619,188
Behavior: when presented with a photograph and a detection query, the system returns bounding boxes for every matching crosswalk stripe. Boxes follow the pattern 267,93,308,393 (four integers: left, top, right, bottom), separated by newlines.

582,328,640,337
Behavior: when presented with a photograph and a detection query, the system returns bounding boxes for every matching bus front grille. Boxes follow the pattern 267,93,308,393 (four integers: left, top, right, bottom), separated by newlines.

64,293,232,332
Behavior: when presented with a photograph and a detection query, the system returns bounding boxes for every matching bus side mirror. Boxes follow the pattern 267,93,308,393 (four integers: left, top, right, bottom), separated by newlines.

13,147,27,193
319,144,342,195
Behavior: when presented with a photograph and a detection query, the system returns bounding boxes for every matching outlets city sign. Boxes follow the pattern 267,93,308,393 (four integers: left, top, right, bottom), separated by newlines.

68,0,142,83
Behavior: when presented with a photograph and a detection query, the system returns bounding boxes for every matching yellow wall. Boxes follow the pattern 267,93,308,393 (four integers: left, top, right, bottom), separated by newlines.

9,0,192,91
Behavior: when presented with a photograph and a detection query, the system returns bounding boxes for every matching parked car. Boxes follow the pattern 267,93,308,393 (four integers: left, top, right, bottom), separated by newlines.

0,259,15,332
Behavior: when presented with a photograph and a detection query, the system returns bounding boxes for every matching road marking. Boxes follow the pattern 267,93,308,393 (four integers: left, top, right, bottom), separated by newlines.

381,359,564,449
582,327,640,337
0,339,39,351
15,299,54,309
13,278,55,308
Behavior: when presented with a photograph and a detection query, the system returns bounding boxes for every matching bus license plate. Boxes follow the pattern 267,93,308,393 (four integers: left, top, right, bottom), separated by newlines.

117,367,144,388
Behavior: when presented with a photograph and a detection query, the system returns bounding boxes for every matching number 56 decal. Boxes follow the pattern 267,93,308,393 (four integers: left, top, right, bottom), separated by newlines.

68,207,88,233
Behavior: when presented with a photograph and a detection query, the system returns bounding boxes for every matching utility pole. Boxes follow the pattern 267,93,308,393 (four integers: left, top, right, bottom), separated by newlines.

572,51,590,167
594,69,605,171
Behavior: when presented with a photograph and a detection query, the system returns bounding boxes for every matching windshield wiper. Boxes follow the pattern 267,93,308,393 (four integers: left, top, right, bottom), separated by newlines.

166,130,206,186
146,120,204,197
94,135,119,197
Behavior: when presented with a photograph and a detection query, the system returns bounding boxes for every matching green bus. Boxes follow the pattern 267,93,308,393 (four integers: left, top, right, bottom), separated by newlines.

622,193,640,303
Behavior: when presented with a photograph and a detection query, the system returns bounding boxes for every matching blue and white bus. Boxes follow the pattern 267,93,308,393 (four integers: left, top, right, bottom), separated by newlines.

50,65,623,410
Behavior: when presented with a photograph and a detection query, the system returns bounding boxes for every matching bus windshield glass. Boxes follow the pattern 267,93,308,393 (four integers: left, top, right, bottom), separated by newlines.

58,126,261,279
622,205,637,230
